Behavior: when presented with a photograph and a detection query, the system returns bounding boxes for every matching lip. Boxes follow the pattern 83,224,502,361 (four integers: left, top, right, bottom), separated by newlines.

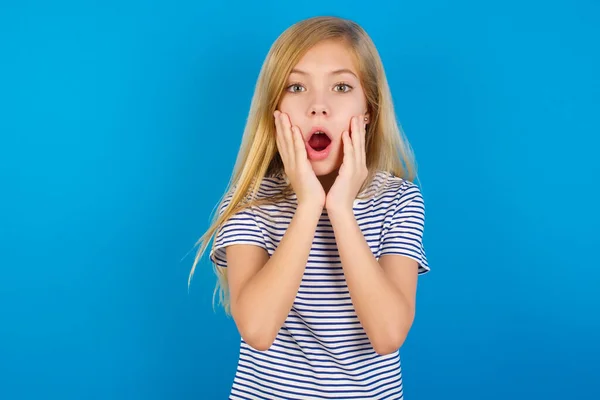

307,126,332,140
305,126,333,161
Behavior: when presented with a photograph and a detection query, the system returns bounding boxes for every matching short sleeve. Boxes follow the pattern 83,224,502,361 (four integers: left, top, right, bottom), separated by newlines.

380,183,430,274
209,199,268,269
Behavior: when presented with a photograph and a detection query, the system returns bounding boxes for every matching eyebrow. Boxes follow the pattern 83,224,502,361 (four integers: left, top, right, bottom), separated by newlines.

290,68,358,78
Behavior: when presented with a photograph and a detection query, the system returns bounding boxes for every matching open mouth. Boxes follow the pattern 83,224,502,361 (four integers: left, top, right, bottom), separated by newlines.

308,130,332,152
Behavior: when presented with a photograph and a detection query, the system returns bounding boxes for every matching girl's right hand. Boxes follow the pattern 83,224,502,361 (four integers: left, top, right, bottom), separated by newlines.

274,110,326,209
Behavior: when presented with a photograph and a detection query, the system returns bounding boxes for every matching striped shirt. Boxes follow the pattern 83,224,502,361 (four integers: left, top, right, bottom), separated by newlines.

210,169,430,399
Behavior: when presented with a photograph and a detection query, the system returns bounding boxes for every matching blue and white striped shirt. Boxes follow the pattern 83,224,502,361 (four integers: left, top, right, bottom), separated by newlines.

210,169,430,399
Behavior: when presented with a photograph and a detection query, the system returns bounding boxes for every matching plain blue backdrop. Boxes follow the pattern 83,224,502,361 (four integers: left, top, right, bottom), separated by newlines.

1,0,598,399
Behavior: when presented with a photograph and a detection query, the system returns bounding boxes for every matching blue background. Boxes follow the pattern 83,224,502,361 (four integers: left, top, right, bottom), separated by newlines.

1,1,598,399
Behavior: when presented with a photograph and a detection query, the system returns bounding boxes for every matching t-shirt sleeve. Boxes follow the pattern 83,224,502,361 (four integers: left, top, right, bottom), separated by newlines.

380,182,430,274
209,196,268,269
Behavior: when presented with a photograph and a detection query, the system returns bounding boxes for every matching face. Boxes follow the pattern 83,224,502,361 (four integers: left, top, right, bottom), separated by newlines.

277,39,370,178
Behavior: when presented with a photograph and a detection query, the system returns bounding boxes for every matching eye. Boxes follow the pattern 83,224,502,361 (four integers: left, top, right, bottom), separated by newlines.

334,82,353,93
286,83,305,93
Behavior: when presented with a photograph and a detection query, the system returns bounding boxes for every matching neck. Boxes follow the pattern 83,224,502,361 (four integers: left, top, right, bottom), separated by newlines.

318,169,339,194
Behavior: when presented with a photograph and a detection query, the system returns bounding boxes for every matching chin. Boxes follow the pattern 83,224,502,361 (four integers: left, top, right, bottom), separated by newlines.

310,160,340,177
307,141,343,176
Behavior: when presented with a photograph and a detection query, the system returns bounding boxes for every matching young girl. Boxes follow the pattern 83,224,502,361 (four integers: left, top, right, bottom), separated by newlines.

190,16,430,400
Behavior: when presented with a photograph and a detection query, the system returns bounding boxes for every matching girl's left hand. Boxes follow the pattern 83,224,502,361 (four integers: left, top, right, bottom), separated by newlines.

325,115,368,214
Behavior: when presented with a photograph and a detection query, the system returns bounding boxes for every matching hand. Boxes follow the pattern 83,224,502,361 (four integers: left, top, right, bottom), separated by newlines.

274,110,326,209
326,115,368,214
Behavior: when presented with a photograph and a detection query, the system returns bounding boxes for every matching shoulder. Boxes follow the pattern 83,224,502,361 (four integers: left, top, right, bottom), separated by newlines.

217,173,289,214
367,170,424,208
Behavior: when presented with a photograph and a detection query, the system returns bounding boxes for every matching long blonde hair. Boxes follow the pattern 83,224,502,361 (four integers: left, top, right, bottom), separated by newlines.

188,16,419,314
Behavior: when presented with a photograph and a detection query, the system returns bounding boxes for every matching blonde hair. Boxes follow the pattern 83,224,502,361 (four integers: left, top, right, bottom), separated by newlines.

188,16,419,314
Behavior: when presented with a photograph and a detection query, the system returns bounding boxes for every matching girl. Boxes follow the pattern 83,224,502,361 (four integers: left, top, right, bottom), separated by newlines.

190,16,430,400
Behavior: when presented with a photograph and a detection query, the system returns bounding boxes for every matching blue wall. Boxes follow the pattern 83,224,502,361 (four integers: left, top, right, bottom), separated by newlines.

1,1,598,399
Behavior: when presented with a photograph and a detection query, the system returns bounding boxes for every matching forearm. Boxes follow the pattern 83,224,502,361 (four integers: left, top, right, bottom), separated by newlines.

235,203,323,350
329,209,414,354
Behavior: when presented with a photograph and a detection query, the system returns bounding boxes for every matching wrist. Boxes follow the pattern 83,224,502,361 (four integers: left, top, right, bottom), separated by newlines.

296,201,325,217
326,204,354,221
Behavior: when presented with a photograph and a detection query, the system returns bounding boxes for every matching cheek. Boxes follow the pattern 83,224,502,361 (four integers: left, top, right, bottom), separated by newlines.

332,97,367,117
278,96,302,115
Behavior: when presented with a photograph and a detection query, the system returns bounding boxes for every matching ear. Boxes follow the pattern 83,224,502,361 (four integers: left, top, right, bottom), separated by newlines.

364,112,371,125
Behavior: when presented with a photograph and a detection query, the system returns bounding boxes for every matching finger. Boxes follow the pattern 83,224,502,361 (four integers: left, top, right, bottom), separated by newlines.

348,117,358,169
351,116,361,163
342,130,353,169
281,112,296,170
359,115,366,167
291,125,307,163
274,111,288,164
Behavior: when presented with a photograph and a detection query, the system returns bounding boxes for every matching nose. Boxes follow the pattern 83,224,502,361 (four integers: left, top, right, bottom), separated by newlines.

310,105,329,117
309,92,329,117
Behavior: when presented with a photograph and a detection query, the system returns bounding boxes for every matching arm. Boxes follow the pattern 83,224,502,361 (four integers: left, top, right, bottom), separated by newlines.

226,203,323,351
328,208,418,355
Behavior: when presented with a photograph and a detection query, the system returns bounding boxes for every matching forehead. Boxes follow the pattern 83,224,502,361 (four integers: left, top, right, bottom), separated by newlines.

292,40,359,75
